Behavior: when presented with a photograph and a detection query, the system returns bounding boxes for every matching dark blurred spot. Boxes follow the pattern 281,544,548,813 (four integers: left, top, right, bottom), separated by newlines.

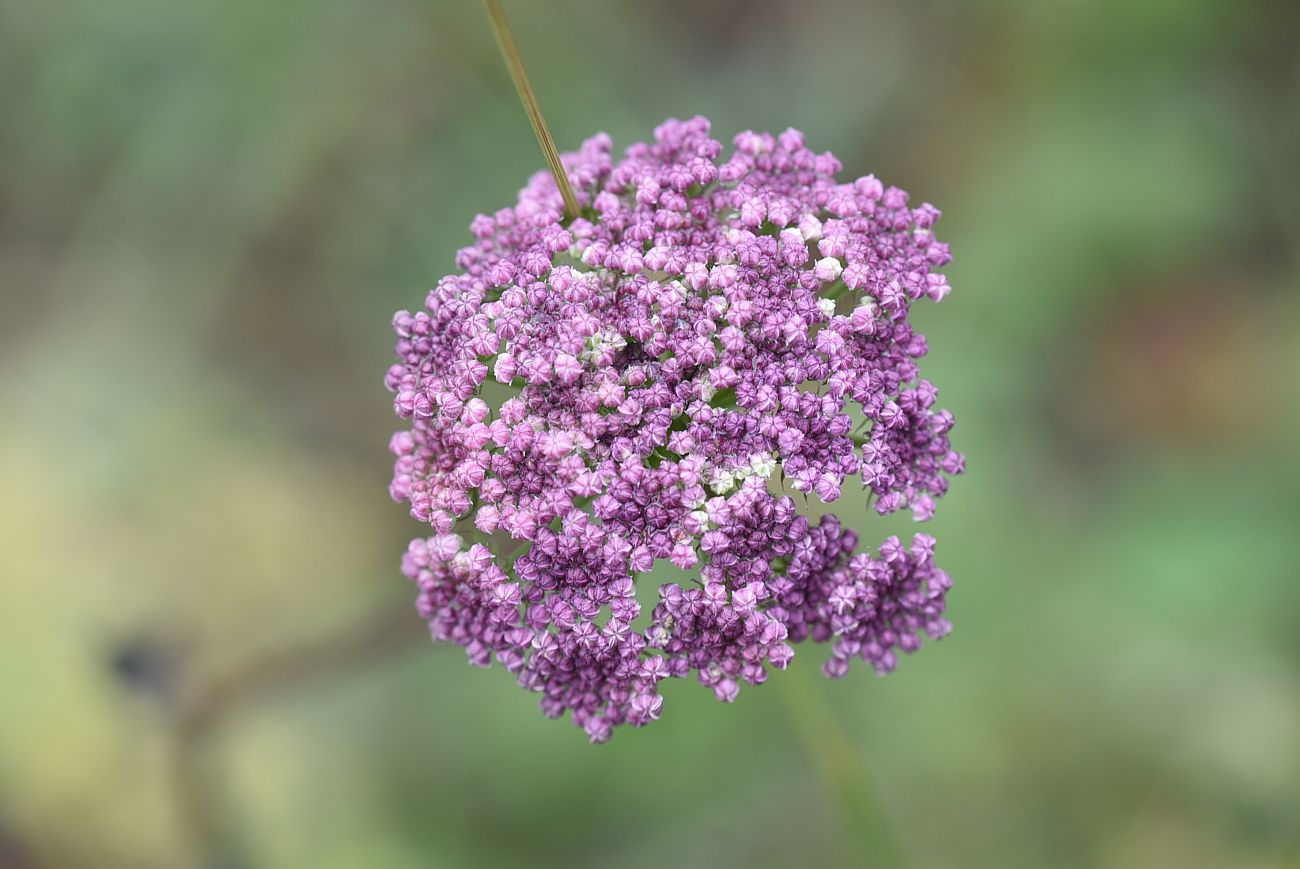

109,636,179,703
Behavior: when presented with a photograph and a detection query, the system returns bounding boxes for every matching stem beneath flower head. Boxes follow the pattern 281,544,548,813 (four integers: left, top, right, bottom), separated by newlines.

778,665,910,867
482,0,581,220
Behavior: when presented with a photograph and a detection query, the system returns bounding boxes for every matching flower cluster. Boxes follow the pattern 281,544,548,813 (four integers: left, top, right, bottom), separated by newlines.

387,117,962,741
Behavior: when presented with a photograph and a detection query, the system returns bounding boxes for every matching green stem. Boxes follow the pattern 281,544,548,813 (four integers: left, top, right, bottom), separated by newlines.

482,0,580,220
777,665,910,867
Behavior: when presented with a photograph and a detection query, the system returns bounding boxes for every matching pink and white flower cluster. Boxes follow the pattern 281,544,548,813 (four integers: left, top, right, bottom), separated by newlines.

386,117,962,741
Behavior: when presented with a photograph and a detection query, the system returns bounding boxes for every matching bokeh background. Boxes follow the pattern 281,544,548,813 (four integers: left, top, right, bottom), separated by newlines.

2,0,1298,867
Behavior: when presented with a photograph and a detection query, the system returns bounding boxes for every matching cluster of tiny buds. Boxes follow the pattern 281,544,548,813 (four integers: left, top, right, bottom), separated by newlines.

387,117,962,741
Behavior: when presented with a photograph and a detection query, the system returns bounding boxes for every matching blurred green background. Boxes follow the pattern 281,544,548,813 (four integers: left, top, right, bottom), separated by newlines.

2,1,1298,867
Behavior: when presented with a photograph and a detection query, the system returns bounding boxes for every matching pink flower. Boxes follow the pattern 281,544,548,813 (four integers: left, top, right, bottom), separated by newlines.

387,118,962,741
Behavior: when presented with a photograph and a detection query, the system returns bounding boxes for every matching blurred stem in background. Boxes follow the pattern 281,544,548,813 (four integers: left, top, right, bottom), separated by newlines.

171,607,423,867
779,665,910,868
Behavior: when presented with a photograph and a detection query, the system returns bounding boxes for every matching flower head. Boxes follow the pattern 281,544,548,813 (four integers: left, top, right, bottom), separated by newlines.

387,117,962,741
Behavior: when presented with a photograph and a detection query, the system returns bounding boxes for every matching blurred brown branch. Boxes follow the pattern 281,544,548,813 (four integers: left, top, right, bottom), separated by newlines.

169,605,425,868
